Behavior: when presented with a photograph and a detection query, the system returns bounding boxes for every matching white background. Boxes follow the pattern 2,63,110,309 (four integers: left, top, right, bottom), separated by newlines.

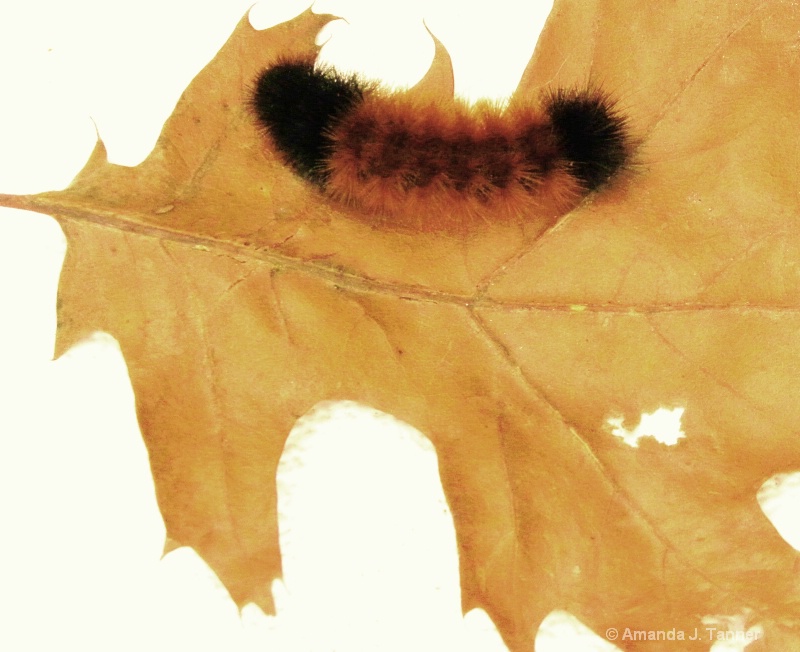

0,2,797,651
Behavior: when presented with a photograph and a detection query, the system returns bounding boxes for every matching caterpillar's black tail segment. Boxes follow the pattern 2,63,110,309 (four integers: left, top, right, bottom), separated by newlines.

250,60,365,184
545,88,629,191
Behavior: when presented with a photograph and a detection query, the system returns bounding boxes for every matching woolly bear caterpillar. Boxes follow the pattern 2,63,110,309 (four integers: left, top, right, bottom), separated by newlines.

250,56,630,225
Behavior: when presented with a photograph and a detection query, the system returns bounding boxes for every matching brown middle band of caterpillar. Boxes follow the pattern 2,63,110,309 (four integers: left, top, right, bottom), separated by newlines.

326,97,582,218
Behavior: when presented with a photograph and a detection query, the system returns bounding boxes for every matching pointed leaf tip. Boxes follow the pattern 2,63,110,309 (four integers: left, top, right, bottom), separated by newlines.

408,22,455,102
250,6,341,64
162,537,181,558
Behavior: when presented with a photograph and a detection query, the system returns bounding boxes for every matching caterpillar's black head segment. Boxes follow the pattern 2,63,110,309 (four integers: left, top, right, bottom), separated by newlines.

251,59,365,184
545,88,629,191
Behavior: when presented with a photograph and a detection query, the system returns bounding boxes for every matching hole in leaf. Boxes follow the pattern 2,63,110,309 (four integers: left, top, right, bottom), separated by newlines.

703,609,764,651
607,406,686,448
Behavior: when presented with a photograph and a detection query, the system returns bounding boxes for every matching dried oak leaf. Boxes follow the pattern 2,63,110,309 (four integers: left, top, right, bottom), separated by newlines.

1,2,799,650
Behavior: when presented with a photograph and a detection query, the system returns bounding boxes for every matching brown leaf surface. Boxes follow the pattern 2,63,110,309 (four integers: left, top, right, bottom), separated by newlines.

2,1,800,649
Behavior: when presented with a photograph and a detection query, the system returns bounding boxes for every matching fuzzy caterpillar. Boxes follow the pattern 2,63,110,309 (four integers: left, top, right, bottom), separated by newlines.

250,57,629,224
